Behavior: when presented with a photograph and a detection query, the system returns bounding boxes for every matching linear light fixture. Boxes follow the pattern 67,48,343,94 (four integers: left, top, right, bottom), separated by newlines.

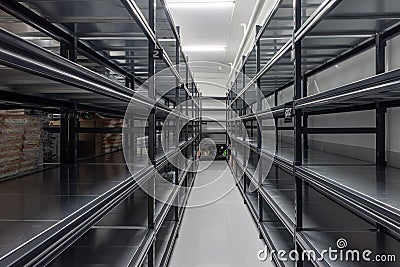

158,38,176,42
182,45,226,52
80,37,148,41
167,0,234,9
21,36,53,40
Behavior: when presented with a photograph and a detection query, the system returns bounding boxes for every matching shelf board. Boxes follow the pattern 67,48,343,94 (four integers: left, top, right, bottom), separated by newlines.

0,150,157,265
230,155,400,267
48,228,150,267
230,0,400,112
296,68,400,114
231,137,400,234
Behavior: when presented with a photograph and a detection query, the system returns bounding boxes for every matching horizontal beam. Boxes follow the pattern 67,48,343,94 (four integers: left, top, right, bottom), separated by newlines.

326,13,400,20
0,103,59,113
0,90,74,108
44,127,124,134
0,0,142,85
0,90,125,117
305,39,375,78
202,131,227,135
261,126,294,131
302,103,377,116
303,127,376,134
0,28,158,108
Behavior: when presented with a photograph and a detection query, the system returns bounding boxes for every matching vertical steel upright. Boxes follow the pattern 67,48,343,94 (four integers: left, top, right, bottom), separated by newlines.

293,0,303,265
199,92,203,150
275,92,279,152
70,24,78,62
256,26,262,151
125,78,130,88
199,90,201,164
195,88,199,167
68,104,78,164
242,56,246,142
60,108,69,164
227,94,229,148
186,57,189,154
255,25,264,235
191,79,195,160
125,51,135,89
375,33,387,169
60,36,78,165
293,0,302,167
375,33,387,233
147,0,156,266
234,82,238,162
174,26,181,223
241,56,247,199
302,77,309,151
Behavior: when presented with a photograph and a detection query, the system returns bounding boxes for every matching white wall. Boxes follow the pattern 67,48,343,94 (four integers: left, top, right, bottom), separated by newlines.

387,108,400,154
198,79,228,97
388,36,400,71
387,35,400,154
227,0,281,87
307,49,375,96
225,0,400,166
307,49,376,150
277,34,400,166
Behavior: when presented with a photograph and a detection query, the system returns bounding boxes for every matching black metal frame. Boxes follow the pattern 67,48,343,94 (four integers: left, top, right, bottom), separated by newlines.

0,0,200,266
227,1,400,266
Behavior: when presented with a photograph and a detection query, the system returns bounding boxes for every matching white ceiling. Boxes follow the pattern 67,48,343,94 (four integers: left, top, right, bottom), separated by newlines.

166,0,257,96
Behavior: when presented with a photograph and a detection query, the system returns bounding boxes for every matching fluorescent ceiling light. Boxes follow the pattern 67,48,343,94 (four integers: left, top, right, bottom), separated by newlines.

21,36,53,40
183,45,226,52
80,37,148,41
167,0,234,8
158,38,176,42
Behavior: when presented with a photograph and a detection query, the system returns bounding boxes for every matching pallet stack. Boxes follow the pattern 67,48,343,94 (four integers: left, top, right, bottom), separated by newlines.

95,116,123,153
0,110,41,178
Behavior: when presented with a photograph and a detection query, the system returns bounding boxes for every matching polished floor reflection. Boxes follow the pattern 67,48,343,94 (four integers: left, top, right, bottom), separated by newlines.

169,161,275,267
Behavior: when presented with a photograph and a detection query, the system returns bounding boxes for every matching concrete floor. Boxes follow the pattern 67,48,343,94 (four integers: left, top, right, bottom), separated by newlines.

169,161,275,267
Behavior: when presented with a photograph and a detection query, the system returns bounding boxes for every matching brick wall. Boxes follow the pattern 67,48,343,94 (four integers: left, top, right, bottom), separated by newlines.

0,110,42,178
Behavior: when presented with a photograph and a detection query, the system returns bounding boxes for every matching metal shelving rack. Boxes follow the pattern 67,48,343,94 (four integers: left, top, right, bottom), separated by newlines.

227,0,400,266
0,0,200,266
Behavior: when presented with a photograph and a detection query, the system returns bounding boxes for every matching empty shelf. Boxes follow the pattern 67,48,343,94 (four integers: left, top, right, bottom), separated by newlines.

48,228,149,267
0,151,148,260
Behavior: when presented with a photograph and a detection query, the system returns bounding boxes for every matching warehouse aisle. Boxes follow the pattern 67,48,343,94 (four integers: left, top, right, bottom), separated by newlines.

169,161,274,267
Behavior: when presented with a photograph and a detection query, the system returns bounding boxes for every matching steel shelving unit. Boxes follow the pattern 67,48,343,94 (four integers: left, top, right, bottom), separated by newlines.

0,0,200,266
227,0,400,266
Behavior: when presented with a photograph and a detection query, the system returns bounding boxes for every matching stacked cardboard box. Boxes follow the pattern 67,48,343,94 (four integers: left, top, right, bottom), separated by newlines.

0,110,41,178
95,116,123,153
79,114,123,155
